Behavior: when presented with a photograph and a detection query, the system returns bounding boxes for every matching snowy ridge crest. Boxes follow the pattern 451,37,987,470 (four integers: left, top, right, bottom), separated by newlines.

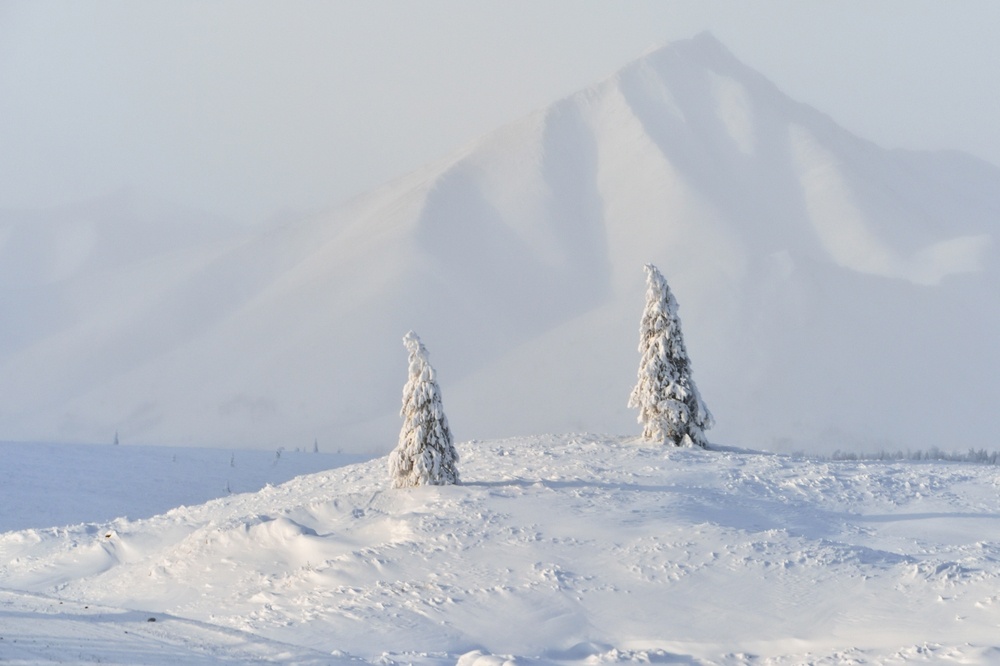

0,33,997,456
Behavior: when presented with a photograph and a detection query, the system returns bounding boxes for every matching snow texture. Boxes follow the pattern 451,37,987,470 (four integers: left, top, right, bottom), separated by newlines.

4,436,1000,664
388,331,460,487
628,264,712,446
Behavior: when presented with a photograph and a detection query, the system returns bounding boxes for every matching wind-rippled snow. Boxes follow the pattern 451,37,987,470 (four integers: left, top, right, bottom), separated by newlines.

2,434,1000,664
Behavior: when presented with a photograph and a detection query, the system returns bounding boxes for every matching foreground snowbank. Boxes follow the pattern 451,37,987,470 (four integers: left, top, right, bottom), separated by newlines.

2,434,1000,664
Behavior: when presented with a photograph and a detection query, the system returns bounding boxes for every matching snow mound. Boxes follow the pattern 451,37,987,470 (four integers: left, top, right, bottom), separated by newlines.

2,434,1000,663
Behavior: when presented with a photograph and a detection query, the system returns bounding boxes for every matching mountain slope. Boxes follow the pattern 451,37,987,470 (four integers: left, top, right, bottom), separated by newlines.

2,435,1000,663
1,32,997,452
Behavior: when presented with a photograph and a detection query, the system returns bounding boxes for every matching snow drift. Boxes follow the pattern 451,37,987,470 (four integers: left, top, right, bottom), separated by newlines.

1,32,997,452
3,435,1000,663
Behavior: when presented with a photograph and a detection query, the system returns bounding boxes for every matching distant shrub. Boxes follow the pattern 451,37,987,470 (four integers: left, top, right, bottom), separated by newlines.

828,447,1000,465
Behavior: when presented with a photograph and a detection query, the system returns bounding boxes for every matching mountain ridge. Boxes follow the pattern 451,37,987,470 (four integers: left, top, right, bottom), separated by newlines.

1,33,997,452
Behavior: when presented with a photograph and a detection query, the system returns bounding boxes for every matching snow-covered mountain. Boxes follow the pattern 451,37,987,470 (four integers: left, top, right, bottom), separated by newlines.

3,435,1000,663
1,32,997,452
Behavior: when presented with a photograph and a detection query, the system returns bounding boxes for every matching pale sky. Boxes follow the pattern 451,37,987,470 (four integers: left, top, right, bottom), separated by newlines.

2,1,999,224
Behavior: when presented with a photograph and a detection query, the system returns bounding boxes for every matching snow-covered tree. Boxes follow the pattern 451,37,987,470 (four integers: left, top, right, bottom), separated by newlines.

628,264,713,447
389,331,460,488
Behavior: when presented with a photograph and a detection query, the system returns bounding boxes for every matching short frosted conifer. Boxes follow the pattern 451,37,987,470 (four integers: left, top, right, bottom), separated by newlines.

628,264,713,447
389,331,460,488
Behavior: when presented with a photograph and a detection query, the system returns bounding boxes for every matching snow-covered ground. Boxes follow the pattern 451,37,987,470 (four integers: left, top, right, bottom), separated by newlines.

3,435,1000,664
0,441,369,534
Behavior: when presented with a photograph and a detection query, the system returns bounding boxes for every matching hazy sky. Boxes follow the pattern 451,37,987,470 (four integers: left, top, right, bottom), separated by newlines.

2,1,999,224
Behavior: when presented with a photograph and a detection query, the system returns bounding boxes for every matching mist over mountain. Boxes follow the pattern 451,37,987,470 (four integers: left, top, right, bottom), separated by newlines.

1,32,997,453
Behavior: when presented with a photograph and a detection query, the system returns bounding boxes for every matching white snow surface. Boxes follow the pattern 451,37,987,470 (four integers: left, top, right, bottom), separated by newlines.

3,434,1000,664
0,441,369,534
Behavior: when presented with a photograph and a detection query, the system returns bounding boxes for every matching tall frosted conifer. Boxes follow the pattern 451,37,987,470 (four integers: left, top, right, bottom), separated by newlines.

389,331,460,488
628,264,713,447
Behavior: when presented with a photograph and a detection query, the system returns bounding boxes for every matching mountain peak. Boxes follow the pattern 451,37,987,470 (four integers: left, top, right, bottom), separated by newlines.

1,33,997,458
636,30,743,74
684,30,733,55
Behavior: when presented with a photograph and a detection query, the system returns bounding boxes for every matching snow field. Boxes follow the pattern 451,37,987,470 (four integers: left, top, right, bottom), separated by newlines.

0,589,339,665
0,441,369,533
3,434,1000,663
